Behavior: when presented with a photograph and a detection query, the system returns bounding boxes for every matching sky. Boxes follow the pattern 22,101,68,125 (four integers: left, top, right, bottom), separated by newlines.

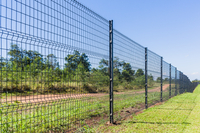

79,0,200,81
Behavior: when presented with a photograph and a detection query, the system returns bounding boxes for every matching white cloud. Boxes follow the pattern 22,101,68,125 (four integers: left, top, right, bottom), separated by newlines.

185,55,189,57
191,72,199,75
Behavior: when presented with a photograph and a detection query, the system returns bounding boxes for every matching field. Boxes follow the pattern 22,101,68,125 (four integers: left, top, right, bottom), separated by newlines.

0,83,171,132
90,85,200,133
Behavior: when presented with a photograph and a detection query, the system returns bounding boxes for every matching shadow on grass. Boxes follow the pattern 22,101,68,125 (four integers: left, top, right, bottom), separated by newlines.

167,102,196,103
156,108,193,110
127,121,191,125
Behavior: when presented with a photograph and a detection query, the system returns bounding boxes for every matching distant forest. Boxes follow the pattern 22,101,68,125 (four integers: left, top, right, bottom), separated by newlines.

0,44,169,94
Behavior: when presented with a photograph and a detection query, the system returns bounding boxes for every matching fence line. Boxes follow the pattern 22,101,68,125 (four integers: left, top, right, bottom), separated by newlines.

0,0,198,132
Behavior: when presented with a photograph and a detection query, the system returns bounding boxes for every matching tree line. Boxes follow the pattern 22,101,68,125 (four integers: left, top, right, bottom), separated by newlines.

0,44,156,93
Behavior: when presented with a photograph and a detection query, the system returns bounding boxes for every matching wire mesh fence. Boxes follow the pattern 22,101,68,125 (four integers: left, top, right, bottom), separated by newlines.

0,0,198,132
147,50,161,106
162,61,170,101
171,65,176,97
112,29,145,121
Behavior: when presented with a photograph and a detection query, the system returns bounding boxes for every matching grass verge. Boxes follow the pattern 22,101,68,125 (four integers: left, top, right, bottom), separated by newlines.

0,85,170,132
91,85,200,133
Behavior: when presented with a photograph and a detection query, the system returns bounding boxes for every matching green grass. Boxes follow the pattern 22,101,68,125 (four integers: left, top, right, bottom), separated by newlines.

92,85,200,133
0,84,170,133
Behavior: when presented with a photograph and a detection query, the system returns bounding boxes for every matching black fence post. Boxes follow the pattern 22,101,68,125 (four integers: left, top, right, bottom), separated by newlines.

184,74,186,92
160,57,163,102
181,73,185,93
175,68,177,96
145,47,148,109
183,73,184,92
169,64,171,98
179,71,182,94
109,20,113,124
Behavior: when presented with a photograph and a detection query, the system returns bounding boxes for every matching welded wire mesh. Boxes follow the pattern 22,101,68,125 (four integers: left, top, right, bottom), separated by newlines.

147,50,161,105
171,65,176,97
112,29,145,119
0,0,197,132
177,70,180,94
162,61,170,101
0,0,110,132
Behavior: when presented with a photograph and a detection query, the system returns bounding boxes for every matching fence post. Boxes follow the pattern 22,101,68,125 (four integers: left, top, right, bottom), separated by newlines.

109,20,113,124
183,73,184,92
181,73,185,93
145,47,148,109
179,71,182,94
184,74,186,92
169,64,171,98
175,68,177,96
160,57,163,102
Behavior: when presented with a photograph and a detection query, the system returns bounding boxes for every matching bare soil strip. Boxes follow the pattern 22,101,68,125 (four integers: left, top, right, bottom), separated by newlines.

1,84,169,104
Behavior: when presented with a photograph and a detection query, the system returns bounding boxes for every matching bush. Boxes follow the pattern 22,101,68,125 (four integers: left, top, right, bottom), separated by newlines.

133,75,145,89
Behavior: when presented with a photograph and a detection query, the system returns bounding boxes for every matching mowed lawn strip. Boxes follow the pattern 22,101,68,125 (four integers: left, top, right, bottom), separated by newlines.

93,85,200,133
184,85,200,133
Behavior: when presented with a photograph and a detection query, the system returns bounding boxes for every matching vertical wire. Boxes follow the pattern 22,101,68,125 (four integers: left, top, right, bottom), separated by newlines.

5,1,9,130
35,1,39,131
24,0,27,132
20,0,23,132
46,0,49,131
10,0,13,131
69,0,72,130
62,0,65,129
0,0,3,131
67,1,70,130
56,1,59,129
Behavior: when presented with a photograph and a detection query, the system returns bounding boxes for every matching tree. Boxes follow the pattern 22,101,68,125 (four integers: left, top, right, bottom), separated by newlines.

46,54,57,70
74,62,87,82
8,44,24,66
192,79,199,83
113,57,124,69
164,78,169,82
133,75,145,89
0,57,6,69
135,69,144,78
148,74,153,80
99,59,109,76
8,44,44,71
25,50,43,66
98,57,124,76
156,77,161,82
65,50,91,72
122,63,135,82
148,74,154,87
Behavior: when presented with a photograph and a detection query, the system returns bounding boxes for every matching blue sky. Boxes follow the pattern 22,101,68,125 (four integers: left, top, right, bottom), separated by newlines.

80,0,200,81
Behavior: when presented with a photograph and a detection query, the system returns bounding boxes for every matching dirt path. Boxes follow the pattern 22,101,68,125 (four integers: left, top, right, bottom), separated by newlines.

131,84,169,94
1,84,169,104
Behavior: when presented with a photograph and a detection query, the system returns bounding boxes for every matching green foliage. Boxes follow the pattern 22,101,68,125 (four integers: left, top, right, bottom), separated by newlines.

1,43,156,94
156,77,161,82
46,54,57,70
90,68,109,87
192,79,200,83
122,63,135,82
65,50,91,72
135,69,144,77
8,44,23,65
74,63,87,82
0,57,6,69
148,74,154,87
98,59,109,76
164,78,169,82
133,75,145,89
